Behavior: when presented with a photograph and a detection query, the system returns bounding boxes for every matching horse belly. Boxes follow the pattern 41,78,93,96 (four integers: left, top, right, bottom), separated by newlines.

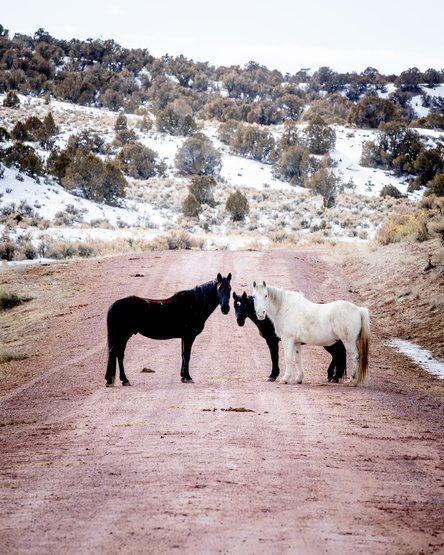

278,312,336,346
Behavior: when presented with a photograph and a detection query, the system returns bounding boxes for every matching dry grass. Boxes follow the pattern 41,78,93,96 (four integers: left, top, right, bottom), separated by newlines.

328,238,444,360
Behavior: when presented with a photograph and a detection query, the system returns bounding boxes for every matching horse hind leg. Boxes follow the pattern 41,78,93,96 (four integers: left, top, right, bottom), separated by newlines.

117,342,131,386
344,340,359,386
105,346,117,387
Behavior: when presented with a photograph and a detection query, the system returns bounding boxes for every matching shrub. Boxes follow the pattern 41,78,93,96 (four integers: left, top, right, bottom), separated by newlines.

376,212,429,245
348,96,401,128
156,99,197,136
226,190,249,221
305,167,340,208
303,116,336,155
62,151,127,205
189,175,216,205
0,289,31,310
230,124,275,162
165,231,200,250
0,127,10,143
218,119,238,145
175,133,221,176
0,143,43,177
182,193,202,217
427,173,444,196
380,184,403,198
2,90,20,108
117,142,166,179
67,129,106,154
273,145,311,186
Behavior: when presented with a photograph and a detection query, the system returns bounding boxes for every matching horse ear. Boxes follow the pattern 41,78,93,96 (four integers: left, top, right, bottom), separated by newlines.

217,273,222,283
233,292,238,300
227,272,232,281
253,281,257,288
263,280,267,287
242,291,247,300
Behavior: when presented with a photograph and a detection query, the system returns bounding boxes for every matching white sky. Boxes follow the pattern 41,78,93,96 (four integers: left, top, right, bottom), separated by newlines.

2,0,443,74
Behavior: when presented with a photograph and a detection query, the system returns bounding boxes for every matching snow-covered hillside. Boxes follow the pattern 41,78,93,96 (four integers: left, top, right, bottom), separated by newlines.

1,90,443,256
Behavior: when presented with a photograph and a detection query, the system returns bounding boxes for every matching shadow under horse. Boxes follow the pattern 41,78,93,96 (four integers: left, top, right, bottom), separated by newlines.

105,273,232,386
233,291,346,382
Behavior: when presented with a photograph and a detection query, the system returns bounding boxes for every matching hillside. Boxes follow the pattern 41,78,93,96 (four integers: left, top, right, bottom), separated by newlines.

0,28,443,260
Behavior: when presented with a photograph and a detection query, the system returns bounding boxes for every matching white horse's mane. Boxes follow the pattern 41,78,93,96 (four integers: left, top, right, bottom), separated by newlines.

266,285,305,305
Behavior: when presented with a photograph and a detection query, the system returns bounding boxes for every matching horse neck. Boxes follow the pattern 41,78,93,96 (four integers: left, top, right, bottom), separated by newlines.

195,280,219,318
246,296,259,322
265,286,283,319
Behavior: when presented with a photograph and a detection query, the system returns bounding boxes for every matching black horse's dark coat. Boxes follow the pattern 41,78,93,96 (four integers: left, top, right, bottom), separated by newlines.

106,273,232,386
233,291,346,382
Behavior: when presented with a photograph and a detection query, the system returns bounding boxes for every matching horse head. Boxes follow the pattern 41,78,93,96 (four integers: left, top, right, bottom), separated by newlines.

216,273,232,314
233,291,248,326
252,281,268,320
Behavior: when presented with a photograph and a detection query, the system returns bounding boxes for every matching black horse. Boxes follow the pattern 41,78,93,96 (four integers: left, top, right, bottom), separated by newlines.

105,273,232,386
233,291,346,382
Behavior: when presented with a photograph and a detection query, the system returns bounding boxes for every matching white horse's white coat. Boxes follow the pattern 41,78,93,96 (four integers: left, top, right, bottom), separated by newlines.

253,282,370,385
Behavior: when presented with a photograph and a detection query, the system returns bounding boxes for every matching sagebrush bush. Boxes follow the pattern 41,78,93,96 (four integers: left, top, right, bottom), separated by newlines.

226,190,249,221
182,193,202,217
0,288,31,310
376,212,429,245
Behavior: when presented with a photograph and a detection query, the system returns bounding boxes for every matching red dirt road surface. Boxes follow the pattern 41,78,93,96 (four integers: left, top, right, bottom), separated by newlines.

1,249,443,554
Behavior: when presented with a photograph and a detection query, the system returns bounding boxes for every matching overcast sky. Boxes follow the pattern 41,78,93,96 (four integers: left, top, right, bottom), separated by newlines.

2,0,443,74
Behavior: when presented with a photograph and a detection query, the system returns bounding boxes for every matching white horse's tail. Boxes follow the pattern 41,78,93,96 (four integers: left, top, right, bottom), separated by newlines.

356,308,370,386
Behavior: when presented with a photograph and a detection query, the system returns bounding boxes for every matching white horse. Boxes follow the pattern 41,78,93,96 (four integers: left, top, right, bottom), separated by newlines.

252,282,370,386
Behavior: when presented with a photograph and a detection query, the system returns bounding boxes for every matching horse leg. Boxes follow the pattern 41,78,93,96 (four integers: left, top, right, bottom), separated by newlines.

266,337,280,381
327,357,337,382
344,340,359,386
324,343,339,382
117,342,131,386
279,338,294,384
334,341,347,382
294,342,304,383
181,336,195,383
105,346,117,387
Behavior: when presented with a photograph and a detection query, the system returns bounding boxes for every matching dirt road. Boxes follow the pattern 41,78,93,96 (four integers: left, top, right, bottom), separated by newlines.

1,250,443,554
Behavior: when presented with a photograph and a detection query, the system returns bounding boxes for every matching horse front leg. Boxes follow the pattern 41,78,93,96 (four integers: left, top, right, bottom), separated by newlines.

181,336,195,383
294,342,304,383
266,337,280,381
279,338,294,384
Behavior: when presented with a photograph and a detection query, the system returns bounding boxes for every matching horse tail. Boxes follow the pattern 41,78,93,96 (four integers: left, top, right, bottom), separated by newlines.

356,307,370,385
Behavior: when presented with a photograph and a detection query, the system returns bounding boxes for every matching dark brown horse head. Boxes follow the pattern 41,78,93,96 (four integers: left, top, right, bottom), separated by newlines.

216,273,232,314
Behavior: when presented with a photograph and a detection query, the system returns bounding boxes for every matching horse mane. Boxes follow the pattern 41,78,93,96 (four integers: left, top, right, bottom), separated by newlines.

267,285,305,306
194,279,216,296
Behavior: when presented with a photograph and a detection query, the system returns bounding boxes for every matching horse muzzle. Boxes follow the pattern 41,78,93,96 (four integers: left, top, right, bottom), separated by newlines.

221,305,230,315
256,311,266,320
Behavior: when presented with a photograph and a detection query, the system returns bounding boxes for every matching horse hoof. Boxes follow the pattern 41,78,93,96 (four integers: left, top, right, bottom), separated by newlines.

267,377,276,382
279,379,288,384
122,381,131,386
181,377,194,383
105,382,114,387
